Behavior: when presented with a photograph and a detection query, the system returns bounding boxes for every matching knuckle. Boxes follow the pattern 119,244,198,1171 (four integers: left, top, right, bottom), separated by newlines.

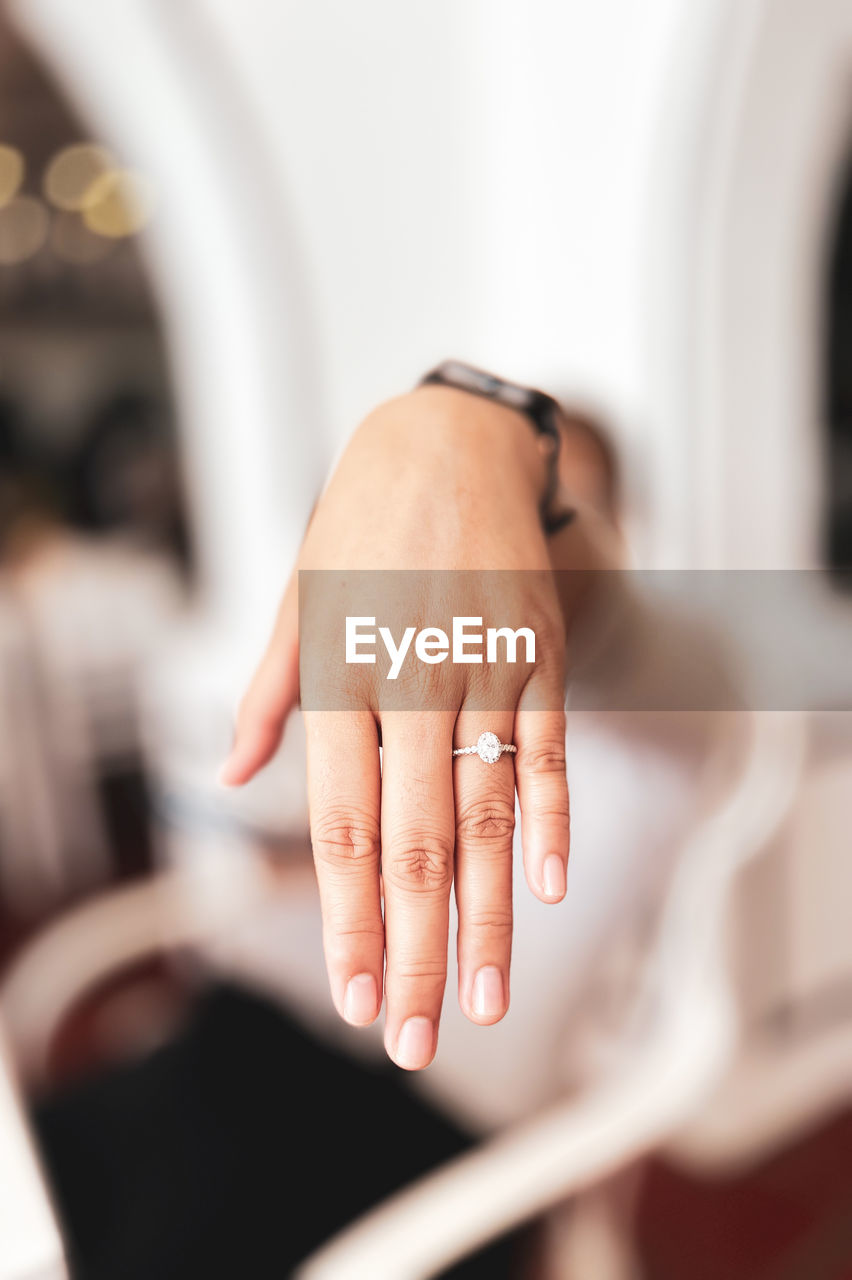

312,808,381,868
395,653,451,697
519,741,567,776
536,805,571,828
533,597,566,642
324,922,385,963
385,840,454,893
537,618,567,660
464,907,513,935
391,958,448,983
456,797,516,844
324,920,384,944
520,599,561,653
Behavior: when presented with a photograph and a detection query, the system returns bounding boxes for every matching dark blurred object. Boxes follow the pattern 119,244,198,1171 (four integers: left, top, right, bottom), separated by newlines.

67,392,190,568
636,1106,852,1279
0,6,188,567
35,982,522,1279
826,143,852,579
0,393,59,553
0,9,190,971
0,385,191,572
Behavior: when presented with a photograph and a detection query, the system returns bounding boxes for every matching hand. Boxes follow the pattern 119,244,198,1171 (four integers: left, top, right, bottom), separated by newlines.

220,386,571,1069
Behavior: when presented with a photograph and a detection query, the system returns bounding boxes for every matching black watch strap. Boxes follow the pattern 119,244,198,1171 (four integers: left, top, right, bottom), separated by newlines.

418,360,571,534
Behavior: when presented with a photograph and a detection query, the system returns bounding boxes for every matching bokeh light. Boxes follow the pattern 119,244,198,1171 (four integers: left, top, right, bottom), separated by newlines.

0,143,25,208
49,209,116,264
0,195,50,264
43,143,112,212
82,169,155,238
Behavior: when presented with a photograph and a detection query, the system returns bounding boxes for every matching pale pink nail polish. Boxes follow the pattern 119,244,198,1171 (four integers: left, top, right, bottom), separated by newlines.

395,1017,434,1070
343,973,378,1025
472,966,504,1019
543,854,566,900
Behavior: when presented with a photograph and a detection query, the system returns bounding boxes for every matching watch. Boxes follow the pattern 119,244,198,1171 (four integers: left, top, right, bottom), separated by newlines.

418,360,571,534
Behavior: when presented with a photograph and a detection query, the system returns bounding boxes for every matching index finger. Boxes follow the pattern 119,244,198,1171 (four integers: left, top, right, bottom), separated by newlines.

306,709,384,1026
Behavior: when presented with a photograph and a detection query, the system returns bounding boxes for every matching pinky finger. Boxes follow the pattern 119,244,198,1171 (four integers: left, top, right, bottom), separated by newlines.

514,675,570,903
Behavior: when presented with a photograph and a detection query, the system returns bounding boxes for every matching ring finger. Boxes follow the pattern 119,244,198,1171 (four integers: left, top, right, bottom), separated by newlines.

453,710,517,1025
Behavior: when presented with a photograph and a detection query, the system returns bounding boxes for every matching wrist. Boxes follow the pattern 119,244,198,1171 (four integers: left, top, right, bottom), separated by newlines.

371,385,551,509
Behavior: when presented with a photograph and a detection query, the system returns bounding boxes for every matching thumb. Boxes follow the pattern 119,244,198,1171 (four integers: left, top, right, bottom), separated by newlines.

218,573,299,786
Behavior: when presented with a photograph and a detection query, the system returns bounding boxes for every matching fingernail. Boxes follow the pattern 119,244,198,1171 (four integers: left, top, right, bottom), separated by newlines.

472,966,504,1019
343,973,378,1025
543,854,566,900
395,1017,434,1070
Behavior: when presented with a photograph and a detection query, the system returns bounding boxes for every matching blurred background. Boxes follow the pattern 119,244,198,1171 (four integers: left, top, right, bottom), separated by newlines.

0,1,850,1278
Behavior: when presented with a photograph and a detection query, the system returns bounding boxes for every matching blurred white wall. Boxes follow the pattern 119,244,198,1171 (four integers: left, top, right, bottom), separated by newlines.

190,0,852,568
14,0,852,576
199,0,688,533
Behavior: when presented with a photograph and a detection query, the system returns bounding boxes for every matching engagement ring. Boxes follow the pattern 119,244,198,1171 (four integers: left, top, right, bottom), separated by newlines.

452,731,517,765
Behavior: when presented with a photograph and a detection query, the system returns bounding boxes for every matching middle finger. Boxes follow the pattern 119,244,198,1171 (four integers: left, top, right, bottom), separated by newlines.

381,709,456,1071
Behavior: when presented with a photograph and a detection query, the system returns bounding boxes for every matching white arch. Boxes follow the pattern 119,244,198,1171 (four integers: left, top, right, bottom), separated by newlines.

10,0,329,634
645,0,852,568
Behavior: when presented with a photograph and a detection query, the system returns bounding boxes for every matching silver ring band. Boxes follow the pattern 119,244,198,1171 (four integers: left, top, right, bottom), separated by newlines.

453,731,517,764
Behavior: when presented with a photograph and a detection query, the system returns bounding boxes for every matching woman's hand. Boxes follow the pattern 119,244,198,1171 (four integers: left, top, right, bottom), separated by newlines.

219,386,571,1070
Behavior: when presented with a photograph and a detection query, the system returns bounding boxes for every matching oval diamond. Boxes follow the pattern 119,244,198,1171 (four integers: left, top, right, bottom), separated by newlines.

476,731,501,764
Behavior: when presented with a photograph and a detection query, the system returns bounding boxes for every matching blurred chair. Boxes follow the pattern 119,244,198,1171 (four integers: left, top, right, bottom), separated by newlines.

0,852,281,1280
0,1023,66,1280
0,541,184,921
